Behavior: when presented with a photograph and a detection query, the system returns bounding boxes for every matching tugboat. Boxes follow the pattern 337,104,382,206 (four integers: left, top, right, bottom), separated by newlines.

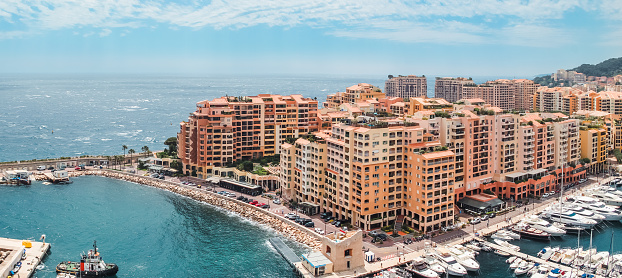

56,241,118,277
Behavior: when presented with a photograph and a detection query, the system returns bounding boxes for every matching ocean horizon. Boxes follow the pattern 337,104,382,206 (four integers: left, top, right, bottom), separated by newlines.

0,74,520,162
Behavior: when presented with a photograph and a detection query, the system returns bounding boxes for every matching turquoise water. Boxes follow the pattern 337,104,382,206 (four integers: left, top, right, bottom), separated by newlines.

0,176,305,277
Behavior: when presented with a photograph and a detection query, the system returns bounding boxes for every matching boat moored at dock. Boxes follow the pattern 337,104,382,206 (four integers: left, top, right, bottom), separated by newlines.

56,241,118,277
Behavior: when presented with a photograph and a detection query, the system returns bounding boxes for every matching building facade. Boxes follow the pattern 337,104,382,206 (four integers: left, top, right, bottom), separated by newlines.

384,75,427,98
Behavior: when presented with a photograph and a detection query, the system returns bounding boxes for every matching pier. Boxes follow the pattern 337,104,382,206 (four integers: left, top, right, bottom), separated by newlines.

0,237,50,278
269,238,301,267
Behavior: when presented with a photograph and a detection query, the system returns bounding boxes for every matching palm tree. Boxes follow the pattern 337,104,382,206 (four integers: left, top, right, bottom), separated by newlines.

122,145,128,166
142,146,150,156
128,149,135,166
105,156,111,169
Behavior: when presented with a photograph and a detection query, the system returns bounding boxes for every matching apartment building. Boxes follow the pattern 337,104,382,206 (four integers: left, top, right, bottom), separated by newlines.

384,75,428,98
514,79,540,111
533,87,582,114
178,94,319,177
323,83,385,109
580,126,608,173
434,77,474,103
407,97,453,114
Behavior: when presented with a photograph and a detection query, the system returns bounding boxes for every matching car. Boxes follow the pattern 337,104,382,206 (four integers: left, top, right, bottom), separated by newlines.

249,200,259,205
324,216,333,222
471,218,481,224
332,221,341,227
368,231,379,238
481,215,489,221
273,199,281,205
285,214,297,220
320,212,331,219
47,166,54,170
237,196,246,201
37,165,46,171
489,213,496,218
304,222,315,228
314,228,325,235
376,233,388,240
261,204,270,209
227,193,236,198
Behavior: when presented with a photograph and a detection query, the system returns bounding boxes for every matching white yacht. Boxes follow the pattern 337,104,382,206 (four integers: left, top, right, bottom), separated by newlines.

432,248,468,276
406,257,440,278
540,209,598,228
422,255,446,276
588,191,622,206
514,261,536,276
563,204,606,222
573,197,622,221
595,186,622,198
493,239,520,251
530,264,552,278
522,216,567,236
560,248,577,265
454,254,479,272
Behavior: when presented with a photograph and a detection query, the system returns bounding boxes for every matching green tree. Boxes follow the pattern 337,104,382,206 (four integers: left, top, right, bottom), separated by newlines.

164,137,178,155
128,149,135,166
142,146,150,156
122,145,128,165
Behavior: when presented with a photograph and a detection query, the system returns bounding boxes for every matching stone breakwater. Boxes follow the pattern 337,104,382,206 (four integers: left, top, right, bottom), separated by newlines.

67,170,323,250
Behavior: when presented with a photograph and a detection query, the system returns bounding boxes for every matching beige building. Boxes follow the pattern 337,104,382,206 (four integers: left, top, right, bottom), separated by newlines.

384,75,427,98
434,77,475,103
301,230,364,275
324,83,385,109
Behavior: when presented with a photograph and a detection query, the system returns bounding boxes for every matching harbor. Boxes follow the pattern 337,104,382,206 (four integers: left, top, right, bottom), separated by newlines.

0,237,49,278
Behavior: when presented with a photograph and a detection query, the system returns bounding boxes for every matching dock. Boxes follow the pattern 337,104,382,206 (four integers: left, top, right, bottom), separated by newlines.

268,237,301,267
479,240,603,278
0,237,50,278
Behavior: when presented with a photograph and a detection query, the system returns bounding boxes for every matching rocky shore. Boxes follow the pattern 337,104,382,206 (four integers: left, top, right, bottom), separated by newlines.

66,170,323,250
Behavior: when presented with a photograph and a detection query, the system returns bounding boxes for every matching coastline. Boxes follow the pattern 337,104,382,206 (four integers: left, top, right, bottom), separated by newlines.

64,170,323,251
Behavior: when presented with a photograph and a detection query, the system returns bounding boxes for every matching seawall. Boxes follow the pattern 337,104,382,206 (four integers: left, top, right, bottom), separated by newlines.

67,170,323,250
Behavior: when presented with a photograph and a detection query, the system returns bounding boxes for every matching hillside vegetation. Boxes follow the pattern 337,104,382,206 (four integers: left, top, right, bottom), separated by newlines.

570,57,622,77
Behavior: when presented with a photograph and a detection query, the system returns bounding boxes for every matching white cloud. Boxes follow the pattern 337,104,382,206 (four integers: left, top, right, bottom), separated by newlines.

99,28,112,37
0,0,604,46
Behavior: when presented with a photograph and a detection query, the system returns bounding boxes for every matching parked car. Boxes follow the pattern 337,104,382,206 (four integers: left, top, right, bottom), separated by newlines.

285,212,297,219
37,165,46,171
47,167,54,170
273,199,281,205
471,218,481,224
304,222,315,228
261,204,270,209
249,200,259,205
481,215,489,221
368,231,379,238
314,228,325,235
332,221,341,227
489,213,496,218
320,212,331,219
376,233,388,240
324,216,333,222
237,196,246,201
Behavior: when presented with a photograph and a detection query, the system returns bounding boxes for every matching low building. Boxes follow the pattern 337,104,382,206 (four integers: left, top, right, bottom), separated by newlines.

302,230,364,276
457,194,504,214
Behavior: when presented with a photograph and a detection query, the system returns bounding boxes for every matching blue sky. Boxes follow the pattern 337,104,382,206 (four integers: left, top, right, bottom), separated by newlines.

1,0,621,77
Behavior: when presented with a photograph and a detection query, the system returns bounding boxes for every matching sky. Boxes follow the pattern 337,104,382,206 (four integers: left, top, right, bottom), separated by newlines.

0,0,621,77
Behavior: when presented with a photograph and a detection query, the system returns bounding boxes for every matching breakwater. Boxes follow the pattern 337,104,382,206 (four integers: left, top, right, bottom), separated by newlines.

66,170,323,250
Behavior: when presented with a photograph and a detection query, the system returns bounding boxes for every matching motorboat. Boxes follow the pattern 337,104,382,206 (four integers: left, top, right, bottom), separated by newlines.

493,239,520,251
405,257,440,278
588,191,622,206
548,268,564,278
530,264,552,278
538,247,559,261
511,223,551,241
510,257,523,269
515,261,537,276
572,248,595,268
464,243,481,252
448,245,477,259
491,230,520,240
506,256,518,264
454,254,479,272
560,248,577,265
432,248,468,276
522,216,566,237
572,196,622,219
422,254,446,276
586,251,609,273
540,209,598,228
549,249,565,263
494,249,511,257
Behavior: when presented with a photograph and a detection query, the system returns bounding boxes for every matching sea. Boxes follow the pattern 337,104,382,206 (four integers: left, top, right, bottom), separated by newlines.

4,74,620,278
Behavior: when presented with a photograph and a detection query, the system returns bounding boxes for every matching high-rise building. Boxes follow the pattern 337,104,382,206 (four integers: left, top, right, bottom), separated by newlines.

178,94,319,177
384,75,427,98
434,77,474,103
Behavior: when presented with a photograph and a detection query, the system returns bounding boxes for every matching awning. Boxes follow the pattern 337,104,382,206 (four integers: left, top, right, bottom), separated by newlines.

302,252,332,268
458,196,504,210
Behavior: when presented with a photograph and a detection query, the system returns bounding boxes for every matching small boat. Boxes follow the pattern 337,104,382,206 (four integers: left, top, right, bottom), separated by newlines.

464,243,481,252
548,268,564,278
454,254,479,272
549,249,565,263
493,239,520,251
56,241,118,277
21,249,27,260
515,262,537,276
560,248,577,265
494,249,511,257
405,257,440,278
510,258,523,269
422,255,446,276
432,248,468,277
538,247,559,261
530,264,552,278
36,263,45,270
506,256,518,264
10,262,22,275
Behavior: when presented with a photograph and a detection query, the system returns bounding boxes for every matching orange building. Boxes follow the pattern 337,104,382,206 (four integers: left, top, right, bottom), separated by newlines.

178,94,319,178
323,83,385,109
